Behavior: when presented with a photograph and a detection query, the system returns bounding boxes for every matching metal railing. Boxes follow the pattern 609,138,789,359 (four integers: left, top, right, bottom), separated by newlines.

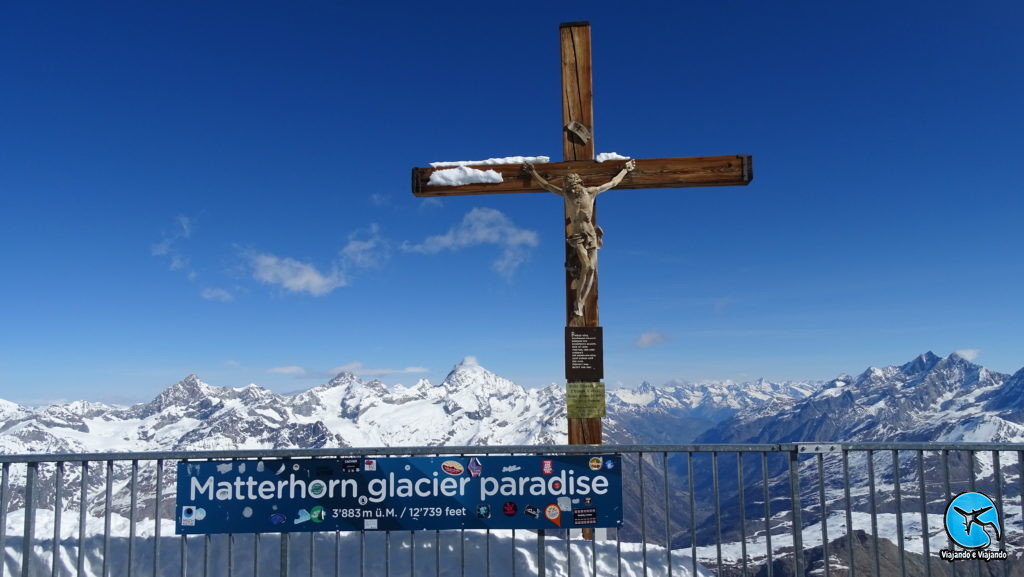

0,442,1020,576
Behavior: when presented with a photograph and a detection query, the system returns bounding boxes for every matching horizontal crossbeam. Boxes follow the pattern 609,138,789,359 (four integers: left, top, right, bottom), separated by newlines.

411,155,753,197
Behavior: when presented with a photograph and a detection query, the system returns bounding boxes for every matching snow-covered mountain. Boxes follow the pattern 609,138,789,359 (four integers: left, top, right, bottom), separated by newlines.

697,351,1024,445
2,351,1020,457
0,357,571,454
608,378,816,444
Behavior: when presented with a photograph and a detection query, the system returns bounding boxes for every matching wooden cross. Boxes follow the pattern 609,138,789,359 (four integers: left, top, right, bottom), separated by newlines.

411,22,752,446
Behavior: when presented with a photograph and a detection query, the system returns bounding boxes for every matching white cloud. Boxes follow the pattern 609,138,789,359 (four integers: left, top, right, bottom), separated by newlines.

151,238,172,257
402,207,539,277
953,348,980,361
176,215,193,239
419,198,444,211
268,365,307,376
341,224,389,269
328,362,429,377
201,287,233,302
368,192,391,207
152,215,195,266
636,330,668,348
249,253,347,296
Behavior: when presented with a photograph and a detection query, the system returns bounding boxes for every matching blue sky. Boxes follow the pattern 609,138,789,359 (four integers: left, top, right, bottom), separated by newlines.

2,1,1022,404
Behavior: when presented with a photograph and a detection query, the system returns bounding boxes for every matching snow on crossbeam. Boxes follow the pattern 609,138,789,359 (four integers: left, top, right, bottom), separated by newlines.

429,156,551,167
428,166,503,186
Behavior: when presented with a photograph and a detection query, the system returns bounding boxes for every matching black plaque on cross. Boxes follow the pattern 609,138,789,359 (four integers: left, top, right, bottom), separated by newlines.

565,326,603,381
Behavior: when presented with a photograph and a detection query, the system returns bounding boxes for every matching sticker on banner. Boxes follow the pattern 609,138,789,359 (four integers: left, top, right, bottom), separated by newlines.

544,504,561,527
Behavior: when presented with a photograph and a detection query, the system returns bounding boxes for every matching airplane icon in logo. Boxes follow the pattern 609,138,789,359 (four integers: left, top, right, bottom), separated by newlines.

953,505,1002,540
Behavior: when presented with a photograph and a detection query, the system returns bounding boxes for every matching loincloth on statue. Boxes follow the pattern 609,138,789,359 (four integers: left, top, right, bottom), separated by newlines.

566,225,604,250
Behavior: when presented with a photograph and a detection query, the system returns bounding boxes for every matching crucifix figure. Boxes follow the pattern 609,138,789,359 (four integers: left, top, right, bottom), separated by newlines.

410,22,752,447
523,160,636,320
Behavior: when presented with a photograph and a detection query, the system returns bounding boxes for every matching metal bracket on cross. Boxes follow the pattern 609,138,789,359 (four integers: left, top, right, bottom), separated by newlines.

565,121,592,144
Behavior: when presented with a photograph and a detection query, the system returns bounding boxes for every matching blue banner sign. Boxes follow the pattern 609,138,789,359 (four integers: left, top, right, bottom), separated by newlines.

176,455,622,534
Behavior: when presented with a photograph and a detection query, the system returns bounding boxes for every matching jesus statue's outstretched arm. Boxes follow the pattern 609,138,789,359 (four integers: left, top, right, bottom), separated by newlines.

588,159,636,195
522,163,565,196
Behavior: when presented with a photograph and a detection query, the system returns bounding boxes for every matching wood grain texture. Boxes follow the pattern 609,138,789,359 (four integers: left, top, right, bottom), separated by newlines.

561,22,594,162
412,156,753,196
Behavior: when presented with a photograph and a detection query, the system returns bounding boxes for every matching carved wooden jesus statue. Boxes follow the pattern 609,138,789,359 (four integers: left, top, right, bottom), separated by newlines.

523,160,636,320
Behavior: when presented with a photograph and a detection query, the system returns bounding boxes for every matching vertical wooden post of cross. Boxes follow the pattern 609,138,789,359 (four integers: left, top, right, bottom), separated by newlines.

560,22,603,447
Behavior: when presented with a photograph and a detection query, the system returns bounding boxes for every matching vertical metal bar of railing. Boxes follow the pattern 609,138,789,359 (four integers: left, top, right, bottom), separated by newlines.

511,528,517,577
916,450,931,577
992,450,1008,577
565,526,571,577
637,452,647,577
409,531,415,577
816,453,829,577
485,530,491,577
1020,451,1024,545
867,450,879,577
787,448,804,577
892,450,906,577
281,532,290,577
968,451,981,577
0,462,9,577
22,461,37,577
129,460,138,577
941,450,957,577
711,451,722,575
615,519,622,577
941,450,952,553
52,462,64,577
686,452,696,577
78,461,88,577
155,459,163,577
737,452,748,577
662,452,671,577
842,450,854,577
307,532,313,577
103,460,113,577
459,528,464,577
761,451,773,577
385,530,391,577
204,528,210,575
359,521,364,577
228,533,234,577
254,533,260,577
537,528,545,577
1019,451,1024,573
590,527,597,577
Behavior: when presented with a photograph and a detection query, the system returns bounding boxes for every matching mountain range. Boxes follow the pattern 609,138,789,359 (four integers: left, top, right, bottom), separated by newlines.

2,352,1022,455
0,356,820,454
